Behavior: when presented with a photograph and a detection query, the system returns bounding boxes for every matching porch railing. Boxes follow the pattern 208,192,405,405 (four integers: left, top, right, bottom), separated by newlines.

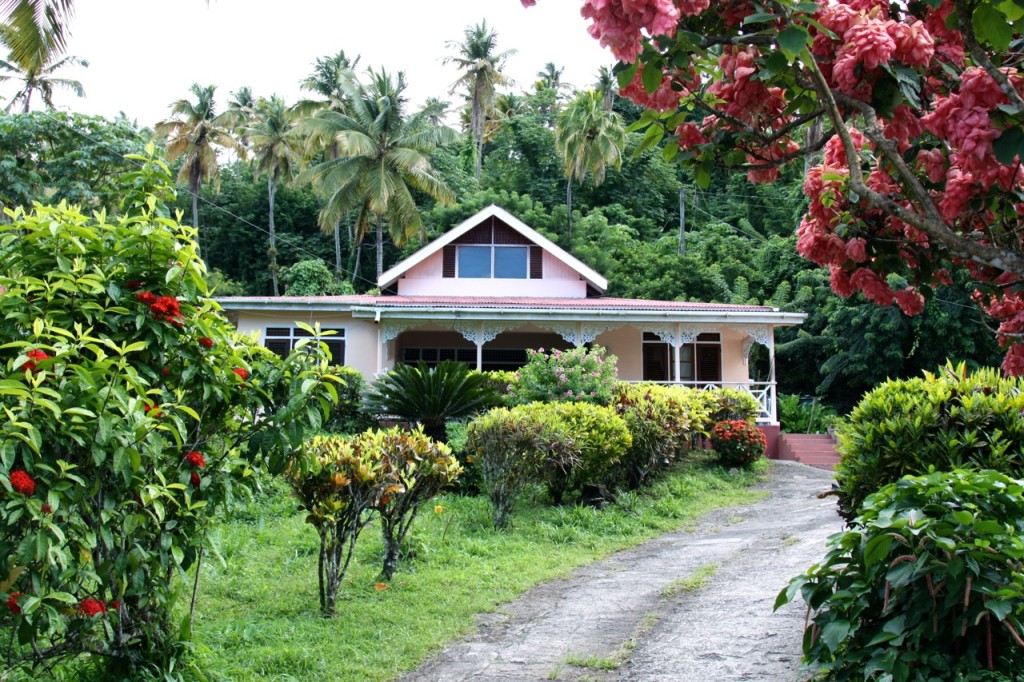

628,380,777,424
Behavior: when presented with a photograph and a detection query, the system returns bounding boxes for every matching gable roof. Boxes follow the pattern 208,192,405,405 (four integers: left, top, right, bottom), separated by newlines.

377,204,608,293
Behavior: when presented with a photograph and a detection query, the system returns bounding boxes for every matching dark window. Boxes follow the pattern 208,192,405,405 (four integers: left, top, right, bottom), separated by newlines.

265,327,345,365
494,246,528,278
458,246,491,278
442,245,456,278
529,246,543,279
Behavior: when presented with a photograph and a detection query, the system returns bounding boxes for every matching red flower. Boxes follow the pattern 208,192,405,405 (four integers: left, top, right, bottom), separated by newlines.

20,349,50,373
109,599,121,611
125,279,144,291
10,469,35,496
79,597,106,617
190,472,201,488
198,337,214,349
5,592,22,615
135,291,158,305
143,402,163,418
149,296,180,317
233,368,250,381
185,451,206,468
41,504,52,514
161,367,172,376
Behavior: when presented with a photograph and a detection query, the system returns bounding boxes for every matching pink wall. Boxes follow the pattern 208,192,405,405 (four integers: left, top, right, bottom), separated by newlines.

396,250,588,298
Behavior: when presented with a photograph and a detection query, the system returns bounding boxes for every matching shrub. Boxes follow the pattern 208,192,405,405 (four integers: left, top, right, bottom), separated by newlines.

777,469,1024,680
710,420,767,468
516,401,632,503
361,361,499,443
465,407,580,529
708,387,762,422
483,369,519,406
325,365,374,434
286,435,381,617
612,384,694,488
778,393,839,434
368,427,462,579
834,363,1024,519
636,383,717,453
0,152,338,676
281,259,355,295
507,345,618,405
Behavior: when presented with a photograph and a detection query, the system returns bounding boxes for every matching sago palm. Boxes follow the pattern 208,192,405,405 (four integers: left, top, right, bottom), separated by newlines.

248,95,300,296
555,89,626,239
300,68,458,280
361,361,499,444
154,83,243,233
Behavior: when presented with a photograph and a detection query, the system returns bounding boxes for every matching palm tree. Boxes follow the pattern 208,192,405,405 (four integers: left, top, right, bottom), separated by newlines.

0,0,74,66
301,68,458,280
0,25,85,112
296,50,360,277
535,62,566,91
226,85,256,149
154,83,243,235
555,90,626,239
248,95,299,296
595,66,617,111
419,97,450,127
444,20,515,180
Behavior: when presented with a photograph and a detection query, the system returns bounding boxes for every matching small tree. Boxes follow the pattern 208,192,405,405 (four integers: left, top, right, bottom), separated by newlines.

370,428,462,579
507,345,618,406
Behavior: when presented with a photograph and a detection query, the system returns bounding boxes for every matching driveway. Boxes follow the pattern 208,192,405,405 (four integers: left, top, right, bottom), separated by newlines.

400,460,841,682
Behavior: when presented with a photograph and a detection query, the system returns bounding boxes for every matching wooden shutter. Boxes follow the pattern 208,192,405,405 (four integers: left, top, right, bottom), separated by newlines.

529,246,543,279
265,339,291,358
443,246,456,278
696,345,722,383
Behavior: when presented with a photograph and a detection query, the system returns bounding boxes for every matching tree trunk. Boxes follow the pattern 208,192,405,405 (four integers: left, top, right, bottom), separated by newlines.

566,179,573,243
268,175,279,296
380,522,400,581
333,218,342,277
376,216,384,281
472,82,485,180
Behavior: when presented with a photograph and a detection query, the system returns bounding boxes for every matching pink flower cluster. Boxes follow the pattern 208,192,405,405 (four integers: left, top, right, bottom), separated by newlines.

579,0,682,63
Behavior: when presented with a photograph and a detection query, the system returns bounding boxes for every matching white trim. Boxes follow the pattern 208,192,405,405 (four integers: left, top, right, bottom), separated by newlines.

377,205,609,292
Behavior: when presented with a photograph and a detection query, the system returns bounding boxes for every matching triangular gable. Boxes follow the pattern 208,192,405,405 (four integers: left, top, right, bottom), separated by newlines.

378,205,608,292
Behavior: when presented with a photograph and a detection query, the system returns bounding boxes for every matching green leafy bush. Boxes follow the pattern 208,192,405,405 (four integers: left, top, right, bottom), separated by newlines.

612,383,695,488
369,427,462,579
638,383,717,450
326,365,374,434
778,393,839,434
777,469,1024,680
710,420,767,468
280,259,355,296
834,363,1024,518
0,152,338,676
361,361,498,443
516,401,632,503
483,369,519,406
286,435,381,617
507,345,618,405
465,407,580,529
708,387,762,422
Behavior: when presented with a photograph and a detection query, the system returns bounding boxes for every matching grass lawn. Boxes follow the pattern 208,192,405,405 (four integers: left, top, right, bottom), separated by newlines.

189,452,769,681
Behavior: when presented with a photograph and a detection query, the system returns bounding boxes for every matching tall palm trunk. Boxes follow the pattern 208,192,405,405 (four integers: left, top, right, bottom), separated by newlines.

472,81,486,180
189,164,202,252
566,179,573,243
267,175,280,296
376,216,385,281
332,218,342,275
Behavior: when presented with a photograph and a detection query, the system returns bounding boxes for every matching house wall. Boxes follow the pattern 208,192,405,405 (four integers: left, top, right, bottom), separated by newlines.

720,328,750,383
233,311,379,378
395,250,588,298
595,325,643,381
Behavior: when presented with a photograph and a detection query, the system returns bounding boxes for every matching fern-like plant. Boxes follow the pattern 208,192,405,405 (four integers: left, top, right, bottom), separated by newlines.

361,361,499,443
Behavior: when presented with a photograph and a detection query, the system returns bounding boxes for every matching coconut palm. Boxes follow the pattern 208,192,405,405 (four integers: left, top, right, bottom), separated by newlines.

248,95,300,296
595,66,617,111
555,89,626,239
0,24,85,112
419,97,450,127
226,85,256,149
301,68,458,280
444,20,515,180
296,50,360,276
0,0,74,66
154,83,243,234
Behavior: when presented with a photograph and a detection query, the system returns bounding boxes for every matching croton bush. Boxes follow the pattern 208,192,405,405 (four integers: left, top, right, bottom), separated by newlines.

0,151,338,678
778,469,1024,680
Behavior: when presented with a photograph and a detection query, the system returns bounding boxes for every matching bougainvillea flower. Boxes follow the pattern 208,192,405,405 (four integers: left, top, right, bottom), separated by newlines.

10,469,35,496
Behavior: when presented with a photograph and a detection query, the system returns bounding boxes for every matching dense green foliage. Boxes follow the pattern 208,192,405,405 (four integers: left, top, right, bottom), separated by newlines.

778,469,1024,681
507,345,618,406
611,383,695,488
0,154,338,677
325,365,374,435
281,259,355,296
834,364,1024,519
361,361,499,443
777,394,838,434
710,420,767,469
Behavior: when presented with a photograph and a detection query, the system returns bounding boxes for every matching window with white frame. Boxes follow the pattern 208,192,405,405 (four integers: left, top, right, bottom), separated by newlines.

456,245,528,279
642,332,720,382
264,327,345,365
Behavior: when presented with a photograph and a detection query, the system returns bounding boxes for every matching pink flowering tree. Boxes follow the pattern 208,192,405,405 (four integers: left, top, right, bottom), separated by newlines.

0,149,339,677
524,0,1024,372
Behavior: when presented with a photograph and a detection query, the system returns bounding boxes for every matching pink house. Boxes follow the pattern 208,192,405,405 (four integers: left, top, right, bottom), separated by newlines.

219,205,805,425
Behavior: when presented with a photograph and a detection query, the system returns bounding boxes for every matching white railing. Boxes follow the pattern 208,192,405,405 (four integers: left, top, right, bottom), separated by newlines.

629,380,777,424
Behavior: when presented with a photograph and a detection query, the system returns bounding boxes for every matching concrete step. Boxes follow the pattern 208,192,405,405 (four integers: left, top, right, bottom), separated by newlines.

776,432,840,471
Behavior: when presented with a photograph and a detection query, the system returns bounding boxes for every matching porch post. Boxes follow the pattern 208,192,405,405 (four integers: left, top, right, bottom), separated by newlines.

673,322,682,383
376,324,383,375
476,321,484,371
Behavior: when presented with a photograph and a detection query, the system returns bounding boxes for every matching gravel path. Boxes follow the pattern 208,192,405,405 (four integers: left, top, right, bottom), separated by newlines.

399,460,841,682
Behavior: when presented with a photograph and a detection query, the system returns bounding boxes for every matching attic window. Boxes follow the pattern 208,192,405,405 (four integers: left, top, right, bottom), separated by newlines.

457,245,528,279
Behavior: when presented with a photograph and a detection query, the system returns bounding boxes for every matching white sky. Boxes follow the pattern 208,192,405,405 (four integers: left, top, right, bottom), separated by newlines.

2,0,611,127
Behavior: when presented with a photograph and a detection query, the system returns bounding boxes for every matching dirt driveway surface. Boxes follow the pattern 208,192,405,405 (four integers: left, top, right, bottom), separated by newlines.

400,460,841,682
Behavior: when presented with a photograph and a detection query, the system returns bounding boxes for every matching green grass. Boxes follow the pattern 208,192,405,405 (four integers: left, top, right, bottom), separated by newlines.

184,452,768,681
660,562,719,597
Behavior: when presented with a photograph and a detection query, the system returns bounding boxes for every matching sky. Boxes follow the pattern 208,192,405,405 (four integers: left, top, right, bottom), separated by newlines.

2,0,611,127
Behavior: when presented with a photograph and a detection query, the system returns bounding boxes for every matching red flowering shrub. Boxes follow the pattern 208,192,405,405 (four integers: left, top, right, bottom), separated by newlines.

198,337,214,349
233,367,250,381
19,349,49,373
710,419,767,468
0,152,339,678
